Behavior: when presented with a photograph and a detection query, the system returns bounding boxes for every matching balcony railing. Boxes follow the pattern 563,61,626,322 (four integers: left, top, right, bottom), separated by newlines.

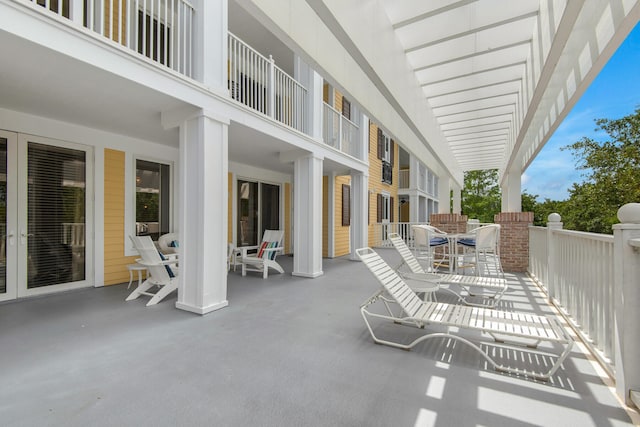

322,102,360,158
370,222,428,248
529,223,616,377
29,0,195,78
228,32,307,133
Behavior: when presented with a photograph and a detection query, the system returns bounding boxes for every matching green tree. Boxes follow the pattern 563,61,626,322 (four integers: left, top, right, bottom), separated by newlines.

462,169,501,223
561,108,640,233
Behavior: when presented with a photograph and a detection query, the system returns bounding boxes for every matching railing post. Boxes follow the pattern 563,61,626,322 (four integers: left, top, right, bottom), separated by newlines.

338,115,343,152
613,203,640,408
69,0,84,25
267,55,275,119
546,213,562,302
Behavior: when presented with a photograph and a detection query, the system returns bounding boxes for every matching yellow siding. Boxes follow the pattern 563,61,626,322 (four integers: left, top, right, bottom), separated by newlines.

368,122,399,244
104,149,138,285
228,172,233,243
334,175,351,257
284,183,291,254
322,176,328,257
334,90,343,114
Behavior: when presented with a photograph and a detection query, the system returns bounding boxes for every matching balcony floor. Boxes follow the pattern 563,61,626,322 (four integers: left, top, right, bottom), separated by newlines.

0,249,636,426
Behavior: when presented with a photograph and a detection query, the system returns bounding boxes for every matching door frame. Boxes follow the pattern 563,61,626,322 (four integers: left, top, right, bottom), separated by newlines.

0,130,17,302
12,133,94,299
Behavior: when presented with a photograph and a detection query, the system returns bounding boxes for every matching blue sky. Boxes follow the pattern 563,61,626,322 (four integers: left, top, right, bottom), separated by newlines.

521,23,640,202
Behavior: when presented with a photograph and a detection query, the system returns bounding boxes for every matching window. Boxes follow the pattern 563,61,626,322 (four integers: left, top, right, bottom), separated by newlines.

377,128,394,184
342,184,350,226
135,159,171,241
376,193,394,223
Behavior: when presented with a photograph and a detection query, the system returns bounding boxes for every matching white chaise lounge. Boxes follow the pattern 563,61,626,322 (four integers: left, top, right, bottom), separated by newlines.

356,247,574,381
388,232,507,308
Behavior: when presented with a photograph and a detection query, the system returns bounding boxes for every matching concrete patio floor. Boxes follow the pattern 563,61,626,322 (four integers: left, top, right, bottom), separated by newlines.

0,249,637,427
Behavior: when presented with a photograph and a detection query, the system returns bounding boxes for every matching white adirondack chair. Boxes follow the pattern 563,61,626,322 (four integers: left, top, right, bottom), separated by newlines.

126,235,179,306
240,230,285,279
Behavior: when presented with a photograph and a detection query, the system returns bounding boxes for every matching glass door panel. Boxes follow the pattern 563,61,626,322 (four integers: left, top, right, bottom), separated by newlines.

237,180,258,247
26,142,87,288
260,183,280,238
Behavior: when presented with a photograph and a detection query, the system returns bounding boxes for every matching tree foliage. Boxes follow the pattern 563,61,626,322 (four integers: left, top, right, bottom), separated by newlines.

559,108,640,233
462,169,501,223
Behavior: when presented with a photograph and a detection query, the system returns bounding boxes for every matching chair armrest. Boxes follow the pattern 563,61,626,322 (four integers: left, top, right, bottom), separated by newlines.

136,258,178,267
239,245,259,257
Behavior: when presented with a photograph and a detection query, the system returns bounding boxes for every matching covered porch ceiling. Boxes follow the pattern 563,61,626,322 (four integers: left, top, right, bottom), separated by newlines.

377,0,640,174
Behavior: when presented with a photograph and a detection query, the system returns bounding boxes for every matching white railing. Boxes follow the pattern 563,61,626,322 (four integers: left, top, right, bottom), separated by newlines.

370,222,428,248
322,102,360,159
399,169,409,189
228,32,307,133
30,0,195,78
528,223,615,376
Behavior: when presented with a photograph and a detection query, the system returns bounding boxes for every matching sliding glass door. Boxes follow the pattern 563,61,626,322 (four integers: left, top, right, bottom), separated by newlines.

237,179,280,247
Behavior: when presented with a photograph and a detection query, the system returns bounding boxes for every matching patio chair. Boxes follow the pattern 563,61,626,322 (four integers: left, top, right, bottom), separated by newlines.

411,225,449,272
457,224,504,277
388,232,507,308
126,235,179,306
356,247,573,381
157,232,179,255
240,230,285,279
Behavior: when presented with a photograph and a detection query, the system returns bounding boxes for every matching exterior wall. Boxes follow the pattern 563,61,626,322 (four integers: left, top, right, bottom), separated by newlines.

367,121,398,244
334,175,351,257
495,212,533,272
104,149,138,285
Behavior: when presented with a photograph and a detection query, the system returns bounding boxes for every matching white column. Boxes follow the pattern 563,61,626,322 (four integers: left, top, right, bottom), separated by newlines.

452,186,461,214
69,0,83,24
359,114,369,161
293,154,324,277
350,171,368,260
501,169,522,212
193,0,227,89
409,193,420,223
613,203,640,406
175,111,229,314
409,156,419,190
294,56,323,140
439,178,451,213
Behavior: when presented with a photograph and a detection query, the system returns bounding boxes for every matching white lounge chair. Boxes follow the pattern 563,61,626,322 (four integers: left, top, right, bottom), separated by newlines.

356,247,573,381
157,232,179,255
126,235,179,306
240,230,285,279
389,232,507,308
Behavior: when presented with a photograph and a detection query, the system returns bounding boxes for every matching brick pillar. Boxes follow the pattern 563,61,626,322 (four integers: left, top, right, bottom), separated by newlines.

430,213,468,234
494,212,533,272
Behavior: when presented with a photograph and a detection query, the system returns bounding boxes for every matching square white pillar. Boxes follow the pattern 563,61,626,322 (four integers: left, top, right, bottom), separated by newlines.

293,154,323,277
349,171,368,260
294,55,323,139
193,0,228,89
175,111,229,314
501,169,522,212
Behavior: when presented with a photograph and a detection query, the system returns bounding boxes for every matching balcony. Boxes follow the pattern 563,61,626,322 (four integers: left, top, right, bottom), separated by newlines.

228,32,307,134
322,102,360,159
26,0,195,77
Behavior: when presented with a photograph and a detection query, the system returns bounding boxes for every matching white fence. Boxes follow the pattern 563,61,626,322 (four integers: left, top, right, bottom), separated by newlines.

322,102,360,159
529,223,615,376
30,0,195,78
370,222,427,248
228,32,307,133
